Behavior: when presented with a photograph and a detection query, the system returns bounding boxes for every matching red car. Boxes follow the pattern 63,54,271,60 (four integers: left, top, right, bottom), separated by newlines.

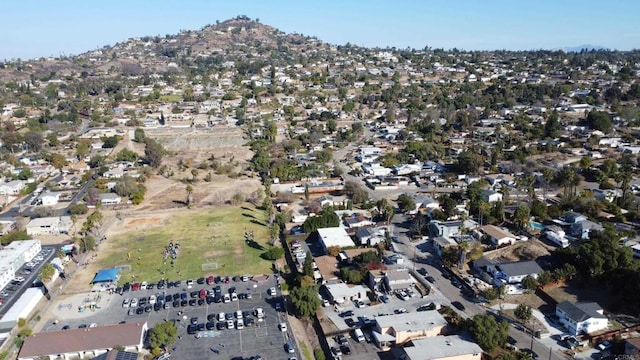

224,276,230,284
199,289,207,299
131,283,140,291
206,276,214,285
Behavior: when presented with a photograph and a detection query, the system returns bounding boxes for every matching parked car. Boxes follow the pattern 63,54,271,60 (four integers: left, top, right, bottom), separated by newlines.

339,310,354,318
451,301,466,311
285,341,295,354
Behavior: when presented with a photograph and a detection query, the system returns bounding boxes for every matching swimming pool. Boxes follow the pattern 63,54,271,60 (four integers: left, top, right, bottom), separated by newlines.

530,221,545,231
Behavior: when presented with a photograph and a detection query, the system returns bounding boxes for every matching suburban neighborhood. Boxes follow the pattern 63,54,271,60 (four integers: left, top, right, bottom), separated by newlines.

0,14,638,360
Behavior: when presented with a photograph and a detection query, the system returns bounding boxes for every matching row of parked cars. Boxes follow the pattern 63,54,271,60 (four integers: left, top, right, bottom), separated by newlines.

186,308,265,334
123,285,256,313
114,275,254,295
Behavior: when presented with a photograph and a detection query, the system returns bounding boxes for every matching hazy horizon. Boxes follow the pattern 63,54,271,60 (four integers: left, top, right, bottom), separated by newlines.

2,0,639,60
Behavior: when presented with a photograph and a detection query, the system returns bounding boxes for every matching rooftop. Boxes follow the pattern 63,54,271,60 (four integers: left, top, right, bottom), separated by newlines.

497,260,543,277
375,311,447,333
19,322,147,358
557,301,605,322
316,227,355,249
403,335,482,360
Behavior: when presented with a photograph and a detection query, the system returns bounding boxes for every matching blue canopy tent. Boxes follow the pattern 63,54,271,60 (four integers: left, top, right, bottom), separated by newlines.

91,268,120,284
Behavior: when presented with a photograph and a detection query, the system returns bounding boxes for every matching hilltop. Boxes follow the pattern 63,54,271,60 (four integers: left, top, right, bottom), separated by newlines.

0,16,330,82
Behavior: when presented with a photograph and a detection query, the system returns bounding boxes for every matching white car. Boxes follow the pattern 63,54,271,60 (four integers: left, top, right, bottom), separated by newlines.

223,294,231,303
122,298,131,308
231,292,238,301
140,281,148,290
268,287,277,296
149,295,156,305
218,312,225,321
226,320,234,329
186,279,194,288
279,323,287,332
255,308,264,320
130,298,138,307
235,310,243,319
236,320,244,330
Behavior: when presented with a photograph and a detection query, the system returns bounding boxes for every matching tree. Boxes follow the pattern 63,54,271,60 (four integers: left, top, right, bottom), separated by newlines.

514,304,532,322
302,251,314,277
543,111,561,139
586,110,613,133
76,235,96,253
38,263,56,283
441,247,459,268
455,150,483,174
149,321,177,350
261,247,284,260
49,153,67,170
68,204,89,215
397,193,416,213
290,285,321,318
186,185,193,207
340,268,364,284
521,275,538,290
327,245,341,257
102,136,119,148
467,314,509,352
513,203,531,230
133,128,146,142
24,131,44,152
144,137,165,167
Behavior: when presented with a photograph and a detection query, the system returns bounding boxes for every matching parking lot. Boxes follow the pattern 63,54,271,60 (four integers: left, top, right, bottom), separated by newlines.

0,246,57,316
45,274,299,360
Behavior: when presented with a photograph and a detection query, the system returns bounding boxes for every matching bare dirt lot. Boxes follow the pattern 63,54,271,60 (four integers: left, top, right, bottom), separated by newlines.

63,125,264,292
484,239,555,263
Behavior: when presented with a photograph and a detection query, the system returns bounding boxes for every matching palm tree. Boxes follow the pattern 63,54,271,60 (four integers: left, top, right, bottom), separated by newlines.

514,203,531,230
457,241,470,269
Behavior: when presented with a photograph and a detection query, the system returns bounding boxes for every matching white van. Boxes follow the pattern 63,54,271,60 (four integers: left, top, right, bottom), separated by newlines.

354,328,365,343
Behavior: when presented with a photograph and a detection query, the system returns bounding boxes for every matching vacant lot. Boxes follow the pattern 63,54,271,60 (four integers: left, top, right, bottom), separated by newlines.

96,205,275,283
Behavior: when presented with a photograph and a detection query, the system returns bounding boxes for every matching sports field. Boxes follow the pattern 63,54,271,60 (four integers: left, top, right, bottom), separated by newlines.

97,205,275,283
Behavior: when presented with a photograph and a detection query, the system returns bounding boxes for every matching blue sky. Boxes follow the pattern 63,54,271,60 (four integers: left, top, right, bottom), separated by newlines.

2,0,639,60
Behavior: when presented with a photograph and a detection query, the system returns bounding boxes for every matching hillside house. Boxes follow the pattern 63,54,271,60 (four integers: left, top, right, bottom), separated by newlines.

481,225,516,246
556,301,608,336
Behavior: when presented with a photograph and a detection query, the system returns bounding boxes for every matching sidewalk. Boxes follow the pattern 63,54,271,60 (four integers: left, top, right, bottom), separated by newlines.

490,303,563,336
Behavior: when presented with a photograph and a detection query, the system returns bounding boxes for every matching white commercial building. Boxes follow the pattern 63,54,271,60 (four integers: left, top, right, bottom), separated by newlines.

0,288,45,339
316,227,355,254
0,240,41,290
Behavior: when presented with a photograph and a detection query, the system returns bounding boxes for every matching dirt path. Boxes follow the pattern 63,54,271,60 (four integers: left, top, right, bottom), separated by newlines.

288,313,320,359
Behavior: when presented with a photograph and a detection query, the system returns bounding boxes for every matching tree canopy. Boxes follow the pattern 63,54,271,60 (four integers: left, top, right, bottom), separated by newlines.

466,314,509,352
290,285,321,318
149,321,177,350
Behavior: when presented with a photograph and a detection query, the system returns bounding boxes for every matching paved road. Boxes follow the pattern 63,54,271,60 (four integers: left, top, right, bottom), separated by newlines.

386,212,570,360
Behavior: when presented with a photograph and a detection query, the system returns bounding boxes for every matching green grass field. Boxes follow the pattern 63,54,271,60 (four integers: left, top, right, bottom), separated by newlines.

98,205,275,284
158,94,181,102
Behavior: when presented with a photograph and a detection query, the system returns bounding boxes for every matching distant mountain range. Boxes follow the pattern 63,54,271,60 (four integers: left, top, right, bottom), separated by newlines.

561,44,607,52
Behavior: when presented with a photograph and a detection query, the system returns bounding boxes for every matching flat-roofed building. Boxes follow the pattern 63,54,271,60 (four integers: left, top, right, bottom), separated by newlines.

316,227,355,254
400,335,483,360
373,311,447,350
18,322,148,360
